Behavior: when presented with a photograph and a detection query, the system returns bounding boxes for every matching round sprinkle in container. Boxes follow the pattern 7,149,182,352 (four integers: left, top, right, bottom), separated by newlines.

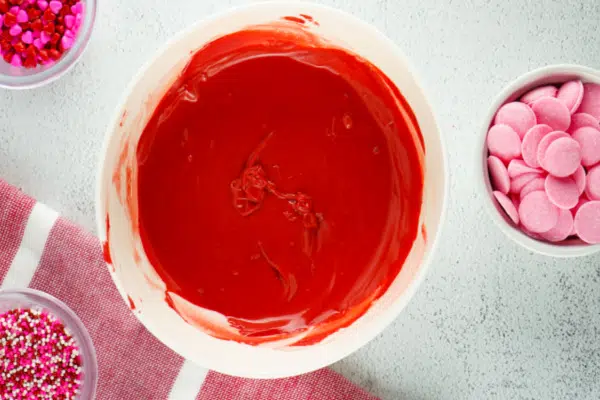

477,64,600,257
0,288,97,399
0,0,96,89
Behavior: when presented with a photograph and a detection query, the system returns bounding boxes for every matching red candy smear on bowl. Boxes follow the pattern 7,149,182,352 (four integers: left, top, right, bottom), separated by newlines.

487,80,600,244
0,0,84,68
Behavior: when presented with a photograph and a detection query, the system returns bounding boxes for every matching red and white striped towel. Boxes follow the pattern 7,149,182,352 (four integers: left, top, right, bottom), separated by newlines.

0,179,378,400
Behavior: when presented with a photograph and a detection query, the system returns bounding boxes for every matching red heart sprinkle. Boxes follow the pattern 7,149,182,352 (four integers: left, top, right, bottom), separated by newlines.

25,44,36,57
48,49,60,59
3,12,17,27
13,41,25,54
42,9,55,22
3,50,14,63
43,22,55,34
31,18,43,32
50,32,60,44
23,55,36,68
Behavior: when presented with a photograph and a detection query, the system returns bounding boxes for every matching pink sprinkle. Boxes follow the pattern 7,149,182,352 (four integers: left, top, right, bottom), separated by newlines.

16,9,29,23
9,5,19,14
64,14,75,28
74,13,82,30
21,30,33,44
49,0,62,13
40,31,51,44
9,24,22,37
73,1,83,13
64,28,75,38
37,0,49,11
0,308,84,399
33,38,43,49
10,54,22,67
61,35,74,50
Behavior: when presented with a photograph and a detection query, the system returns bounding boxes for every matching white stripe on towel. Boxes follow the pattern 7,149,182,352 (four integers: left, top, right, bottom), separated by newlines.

168,360,209,400
1,202,58,289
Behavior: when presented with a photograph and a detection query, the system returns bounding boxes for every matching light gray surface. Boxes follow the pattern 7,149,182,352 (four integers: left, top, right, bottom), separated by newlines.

1,0,600,399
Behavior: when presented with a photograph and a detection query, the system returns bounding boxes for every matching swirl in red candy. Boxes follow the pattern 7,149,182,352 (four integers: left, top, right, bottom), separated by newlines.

231,131,321,265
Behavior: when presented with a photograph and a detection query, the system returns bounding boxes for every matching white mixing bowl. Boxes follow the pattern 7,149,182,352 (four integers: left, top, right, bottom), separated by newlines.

96,1,447,378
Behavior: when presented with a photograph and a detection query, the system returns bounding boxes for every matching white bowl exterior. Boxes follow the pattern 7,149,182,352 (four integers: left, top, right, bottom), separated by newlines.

96,2,447,378
477,64,600,258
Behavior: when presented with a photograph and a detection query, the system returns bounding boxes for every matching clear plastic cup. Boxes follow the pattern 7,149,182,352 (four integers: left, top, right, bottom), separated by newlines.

0,288,98,398
0,0,97,89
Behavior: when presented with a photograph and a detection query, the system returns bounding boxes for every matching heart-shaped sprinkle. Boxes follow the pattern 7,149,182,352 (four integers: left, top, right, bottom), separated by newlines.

21,30,33,44
48,0,62,14
16,9,29,23
64,14,74,28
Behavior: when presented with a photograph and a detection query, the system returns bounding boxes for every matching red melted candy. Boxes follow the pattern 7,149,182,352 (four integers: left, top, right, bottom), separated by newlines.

136,22,425,345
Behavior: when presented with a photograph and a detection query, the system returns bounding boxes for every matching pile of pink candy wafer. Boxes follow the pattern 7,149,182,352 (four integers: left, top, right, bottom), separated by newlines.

487,80,600,244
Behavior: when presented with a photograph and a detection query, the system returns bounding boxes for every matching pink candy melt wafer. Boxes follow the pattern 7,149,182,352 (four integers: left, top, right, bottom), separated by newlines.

578,83,600,120
487,124,522,162
521,124,553,168
494,102,537,139
574,201,600,244
571,126,600,167
536,131,569,170
520,177,546,199
531,97,571,132
567,113,600,134
556,80,584,114
510,172,540,194
493,191,519,224
541,137,582,177
572,165,586,195
520,85,558,105
540,208,574,242
519,191,559,233
585,164,600,200
488,156,510,194
545,175,580,210
572,196,589,217
507,159,542,178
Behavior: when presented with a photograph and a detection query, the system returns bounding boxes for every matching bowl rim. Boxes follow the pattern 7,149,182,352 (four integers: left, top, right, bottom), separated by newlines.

95,0,449,378
476,63,600,258
0,287,98,398
0,0,97,90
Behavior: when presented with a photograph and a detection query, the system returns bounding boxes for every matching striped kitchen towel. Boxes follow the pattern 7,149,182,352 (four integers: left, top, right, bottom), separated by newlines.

0,179,378,400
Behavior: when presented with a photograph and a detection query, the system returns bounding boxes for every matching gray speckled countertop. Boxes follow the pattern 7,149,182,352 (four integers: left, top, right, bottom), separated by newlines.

2,1,600,399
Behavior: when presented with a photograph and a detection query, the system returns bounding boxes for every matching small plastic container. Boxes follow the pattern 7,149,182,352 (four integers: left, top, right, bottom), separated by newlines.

0,288,98,398
476,64,600,258
0,0,97,90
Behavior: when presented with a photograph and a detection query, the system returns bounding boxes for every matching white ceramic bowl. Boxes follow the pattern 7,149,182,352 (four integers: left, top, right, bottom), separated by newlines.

477,64,600,258
96,2,447,378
